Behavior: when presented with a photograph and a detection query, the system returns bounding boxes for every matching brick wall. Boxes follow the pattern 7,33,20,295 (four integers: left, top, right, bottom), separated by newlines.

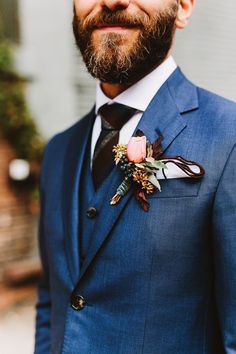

0,135,37,282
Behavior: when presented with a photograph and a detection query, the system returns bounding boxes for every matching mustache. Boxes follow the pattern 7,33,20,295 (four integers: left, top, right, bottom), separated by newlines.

76,9,149,31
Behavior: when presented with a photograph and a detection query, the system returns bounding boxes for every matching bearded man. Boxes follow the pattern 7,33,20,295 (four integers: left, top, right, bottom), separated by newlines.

34,1,236,353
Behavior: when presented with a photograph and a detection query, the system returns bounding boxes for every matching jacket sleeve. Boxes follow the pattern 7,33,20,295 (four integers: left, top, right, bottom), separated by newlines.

212,143,236,353
34,136,55,354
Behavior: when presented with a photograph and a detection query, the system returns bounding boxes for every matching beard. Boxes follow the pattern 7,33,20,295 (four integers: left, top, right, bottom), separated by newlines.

73,4,178,85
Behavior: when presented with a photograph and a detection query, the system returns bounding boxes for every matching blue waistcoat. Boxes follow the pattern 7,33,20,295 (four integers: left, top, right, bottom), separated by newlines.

79,139,116,263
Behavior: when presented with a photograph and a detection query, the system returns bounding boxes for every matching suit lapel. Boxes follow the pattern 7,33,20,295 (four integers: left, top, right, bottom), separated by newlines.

79,68,199,282
135,68,199,153
63,107,95,285
135,83,186,153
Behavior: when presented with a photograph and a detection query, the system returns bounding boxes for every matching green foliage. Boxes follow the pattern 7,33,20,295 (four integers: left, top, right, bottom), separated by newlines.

0,39,45,161
0,40,13,71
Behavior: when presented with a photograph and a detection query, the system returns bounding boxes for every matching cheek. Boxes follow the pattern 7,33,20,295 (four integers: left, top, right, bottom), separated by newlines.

73,0,99,18
135,0,172,16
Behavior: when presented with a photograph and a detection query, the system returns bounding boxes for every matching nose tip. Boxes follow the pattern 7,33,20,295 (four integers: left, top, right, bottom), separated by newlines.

102,0,130,11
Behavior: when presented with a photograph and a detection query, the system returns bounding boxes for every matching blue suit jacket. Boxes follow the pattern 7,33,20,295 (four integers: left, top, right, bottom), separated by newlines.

34,68,236,354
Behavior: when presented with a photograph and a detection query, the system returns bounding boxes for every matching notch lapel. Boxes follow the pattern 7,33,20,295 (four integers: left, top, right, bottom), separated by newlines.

135,68,199,153
63,108,95,286
78,68,199,282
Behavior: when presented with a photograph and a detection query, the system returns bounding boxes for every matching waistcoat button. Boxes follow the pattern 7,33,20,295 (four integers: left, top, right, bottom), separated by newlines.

71,293,86,311
86,207,97,218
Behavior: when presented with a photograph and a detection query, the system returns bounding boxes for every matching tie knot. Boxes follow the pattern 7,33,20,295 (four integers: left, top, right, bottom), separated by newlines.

98,103,137,131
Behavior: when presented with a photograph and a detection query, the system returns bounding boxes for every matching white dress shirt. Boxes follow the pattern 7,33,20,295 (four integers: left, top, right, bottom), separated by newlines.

91,56,177,161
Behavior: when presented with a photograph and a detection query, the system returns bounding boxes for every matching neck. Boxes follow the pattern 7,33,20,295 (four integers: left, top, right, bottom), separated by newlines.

100,82,131,99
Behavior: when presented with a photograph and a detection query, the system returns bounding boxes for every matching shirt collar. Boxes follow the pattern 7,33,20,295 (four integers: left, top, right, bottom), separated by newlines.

95,56,177,114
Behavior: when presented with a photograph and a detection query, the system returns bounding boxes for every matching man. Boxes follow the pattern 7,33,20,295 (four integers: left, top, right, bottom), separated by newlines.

34,0,236,353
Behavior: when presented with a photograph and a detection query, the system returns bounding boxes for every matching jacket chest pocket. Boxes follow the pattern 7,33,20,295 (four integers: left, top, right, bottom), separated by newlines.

150,178,202,198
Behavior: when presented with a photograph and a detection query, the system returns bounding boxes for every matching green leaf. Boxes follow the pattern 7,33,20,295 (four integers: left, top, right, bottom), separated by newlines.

148,174,161,191
145,157,155,163
144,160,166,170
135,163,146,169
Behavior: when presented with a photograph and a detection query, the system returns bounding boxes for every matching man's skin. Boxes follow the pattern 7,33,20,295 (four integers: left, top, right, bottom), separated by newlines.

73,0,195,98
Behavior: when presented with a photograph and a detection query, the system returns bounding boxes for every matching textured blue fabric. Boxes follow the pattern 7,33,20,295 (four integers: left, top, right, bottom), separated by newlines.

79,137,95,260
34,68,236,354
79,136,118,262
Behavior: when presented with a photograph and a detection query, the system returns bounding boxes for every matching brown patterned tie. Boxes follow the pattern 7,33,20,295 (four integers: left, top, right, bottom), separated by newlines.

92,103,137,190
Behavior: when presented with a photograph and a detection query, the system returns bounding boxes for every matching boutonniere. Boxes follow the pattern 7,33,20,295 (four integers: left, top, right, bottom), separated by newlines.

111,130,205,211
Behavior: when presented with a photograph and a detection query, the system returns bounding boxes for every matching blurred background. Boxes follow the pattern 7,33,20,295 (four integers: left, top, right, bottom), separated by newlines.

0,0,236,353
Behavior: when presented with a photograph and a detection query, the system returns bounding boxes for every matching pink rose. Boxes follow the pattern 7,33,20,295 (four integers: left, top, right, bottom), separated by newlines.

127,136,147,163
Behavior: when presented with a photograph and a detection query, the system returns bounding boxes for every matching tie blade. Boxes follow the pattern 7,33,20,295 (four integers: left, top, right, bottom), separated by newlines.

93,103,137,190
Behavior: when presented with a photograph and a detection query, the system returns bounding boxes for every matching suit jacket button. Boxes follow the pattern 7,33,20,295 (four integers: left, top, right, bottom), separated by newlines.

71,293,86,311
86,207,97,218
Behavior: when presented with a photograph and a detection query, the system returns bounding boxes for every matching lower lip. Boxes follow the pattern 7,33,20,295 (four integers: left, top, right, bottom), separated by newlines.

95,26,133,32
